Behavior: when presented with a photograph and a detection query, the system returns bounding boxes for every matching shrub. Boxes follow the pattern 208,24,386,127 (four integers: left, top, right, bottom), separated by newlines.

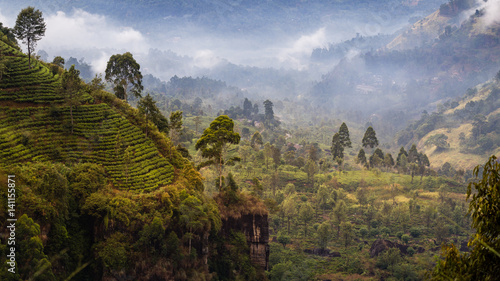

409,227,421,238
401,234,410,245
407,246,416,257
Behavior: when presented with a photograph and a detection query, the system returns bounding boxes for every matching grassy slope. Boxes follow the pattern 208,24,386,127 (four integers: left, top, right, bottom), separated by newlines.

0,41,178,192
417,81,500,170
387,10,452,50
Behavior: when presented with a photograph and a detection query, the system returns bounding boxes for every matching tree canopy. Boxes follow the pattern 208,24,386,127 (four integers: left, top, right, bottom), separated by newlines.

331,133,344,160
338,122,352,148
105,52,143,102
137,93,169,136
13,6,46,69
195,115,241,191
60,65,83,134
362,126,379,148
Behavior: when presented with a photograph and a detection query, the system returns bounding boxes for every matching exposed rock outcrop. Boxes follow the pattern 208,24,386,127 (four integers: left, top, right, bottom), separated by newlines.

221,214,269,269
304,248,342,257
370,239,425,258
215,192,270,270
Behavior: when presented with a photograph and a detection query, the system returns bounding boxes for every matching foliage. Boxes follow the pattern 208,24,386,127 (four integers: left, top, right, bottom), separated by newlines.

432,156,500,280
331,132,344,160
196,115,240,191
60,65,84,134
13,6,46,69
105,52,143,102
362,126,379,148
138,93,169,135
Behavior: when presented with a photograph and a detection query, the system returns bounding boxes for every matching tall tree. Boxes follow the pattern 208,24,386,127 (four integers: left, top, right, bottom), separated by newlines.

243,98,253,117
179,195,209,254
338,122,352,148
137,93,169,136
105,52,143,102
340,221,354,249
195,115,240,191
308,143,319,163
272,145,281,171
282,194,298,233
369,148,385,168
357,149,367,167
169,110,183,144
362,126,379,148
59,65,83,134
263,99,278,128
14,6,46,69
331,133,344,160
263,99,274,121
396,146,408,168
250,131,263,150
331,200,347,237
299,202,315,237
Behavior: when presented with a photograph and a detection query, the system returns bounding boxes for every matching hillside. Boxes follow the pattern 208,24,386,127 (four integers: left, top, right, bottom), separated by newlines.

397,76,500,170
386,0,476,51
0,41,177,191
386,10,454,50
310,3,500,132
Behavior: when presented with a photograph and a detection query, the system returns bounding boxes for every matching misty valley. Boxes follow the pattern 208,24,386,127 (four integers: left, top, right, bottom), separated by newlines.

0,0,500,280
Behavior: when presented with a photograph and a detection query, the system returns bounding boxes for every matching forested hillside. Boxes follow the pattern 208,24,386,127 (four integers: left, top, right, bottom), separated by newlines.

1,1,499,280
0,35,267,280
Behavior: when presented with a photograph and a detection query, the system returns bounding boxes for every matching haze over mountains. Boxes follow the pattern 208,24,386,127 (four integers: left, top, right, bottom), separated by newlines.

1,0,499,150
0,0,443,81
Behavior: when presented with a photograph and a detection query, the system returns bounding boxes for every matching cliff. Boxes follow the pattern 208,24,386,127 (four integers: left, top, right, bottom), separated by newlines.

214,191,270,270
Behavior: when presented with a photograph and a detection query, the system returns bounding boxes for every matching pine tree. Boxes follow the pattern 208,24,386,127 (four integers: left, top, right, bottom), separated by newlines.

331,133,344,160
338,122,352,148
362,126,379,148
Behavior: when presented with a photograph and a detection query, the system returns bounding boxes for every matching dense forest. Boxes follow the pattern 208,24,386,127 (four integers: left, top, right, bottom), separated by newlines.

1,1,500,281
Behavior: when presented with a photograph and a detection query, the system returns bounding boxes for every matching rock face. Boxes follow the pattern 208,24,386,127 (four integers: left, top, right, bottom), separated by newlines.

221,213,270,270
304,248,342,257
370,239,425,258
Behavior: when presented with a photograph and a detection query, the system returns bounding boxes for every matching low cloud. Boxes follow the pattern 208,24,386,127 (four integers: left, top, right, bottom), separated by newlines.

278,27,328,70
39,9,149,55
193,49,225,69
480,0,500,27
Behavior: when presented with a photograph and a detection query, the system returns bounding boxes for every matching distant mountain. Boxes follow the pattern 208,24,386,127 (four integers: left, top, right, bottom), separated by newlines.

310,3,500,118
387,0,477,50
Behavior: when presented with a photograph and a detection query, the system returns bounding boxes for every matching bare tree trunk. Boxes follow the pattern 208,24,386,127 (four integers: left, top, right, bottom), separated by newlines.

27,38,31,69
70,105,74,134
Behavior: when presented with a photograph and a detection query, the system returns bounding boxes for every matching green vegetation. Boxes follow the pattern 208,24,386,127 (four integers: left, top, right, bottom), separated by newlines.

13,6,46,69
1,4,499,280
432,156,500,280
105,52,143,102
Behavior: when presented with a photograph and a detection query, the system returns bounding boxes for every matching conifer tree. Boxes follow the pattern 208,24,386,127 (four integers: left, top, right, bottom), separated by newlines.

362,126,379,148
331,133,344,160
338,122,352,148
357,149,368,167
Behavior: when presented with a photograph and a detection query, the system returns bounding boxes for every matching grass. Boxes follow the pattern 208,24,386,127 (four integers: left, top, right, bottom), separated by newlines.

418,124,487,170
